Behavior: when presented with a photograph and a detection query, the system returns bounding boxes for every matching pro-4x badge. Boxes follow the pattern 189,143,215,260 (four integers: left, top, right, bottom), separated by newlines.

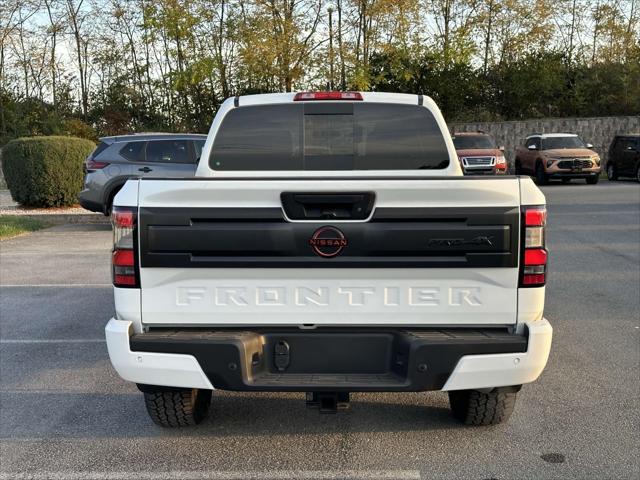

309,226,348,258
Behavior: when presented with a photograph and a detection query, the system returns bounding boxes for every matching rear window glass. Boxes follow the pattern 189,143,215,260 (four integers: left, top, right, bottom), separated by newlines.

92,141,109,158
619,137,638,151
119,141,145,161
194,140,205,159
210,103,450,171
526,137,541,149
145,140,191,163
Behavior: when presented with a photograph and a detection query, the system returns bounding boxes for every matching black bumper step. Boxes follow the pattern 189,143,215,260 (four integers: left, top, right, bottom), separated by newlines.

130,328,527,392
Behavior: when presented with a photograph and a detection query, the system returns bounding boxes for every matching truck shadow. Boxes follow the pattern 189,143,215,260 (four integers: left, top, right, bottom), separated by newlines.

0,390,462,440
204,390,460,435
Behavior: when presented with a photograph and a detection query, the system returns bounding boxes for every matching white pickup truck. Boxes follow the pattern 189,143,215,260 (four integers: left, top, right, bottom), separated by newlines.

106,91,552,427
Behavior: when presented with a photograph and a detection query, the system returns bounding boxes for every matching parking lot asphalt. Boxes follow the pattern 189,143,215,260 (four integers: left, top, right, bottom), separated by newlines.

1,180,639,480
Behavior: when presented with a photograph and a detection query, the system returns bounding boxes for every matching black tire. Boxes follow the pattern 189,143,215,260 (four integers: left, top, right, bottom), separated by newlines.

561,178,571,184
448,388,518,426
143,388,212,427
606,163,618,181
586,175,599,185
535,163,548,185
104,186,123,216
514,160,523,175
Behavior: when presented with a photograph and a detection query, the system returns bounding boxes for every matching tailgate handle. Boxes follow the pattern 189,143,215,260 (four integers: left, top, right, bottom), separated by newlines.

281,192,375,220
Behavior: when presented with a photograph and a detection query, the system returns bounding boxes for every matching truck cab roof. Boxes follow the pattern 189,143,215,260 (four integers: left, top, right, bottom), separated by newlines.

196,92,461,178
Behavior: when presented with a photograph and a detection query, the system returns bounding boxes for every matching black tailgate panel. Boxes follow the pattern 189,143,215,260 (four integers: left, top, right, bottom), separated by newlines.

139,206,519,268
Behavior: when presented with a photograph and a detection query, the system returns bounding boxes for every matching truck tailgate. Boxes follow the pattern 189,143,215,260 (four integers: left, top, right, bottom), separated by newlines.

137,178,521,326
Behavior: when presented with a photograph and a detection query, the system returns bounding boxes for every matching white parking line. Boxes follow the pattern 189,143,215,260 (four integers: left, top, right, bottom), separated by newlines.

0,252,109,256
0,339,105,344
1,284,111,287
0,471,422,480
552,209,639,215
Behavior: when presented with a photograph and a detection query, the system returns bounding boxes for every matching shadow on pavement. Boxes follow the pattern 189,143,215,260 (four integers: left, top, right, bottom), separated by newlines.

0,390,460,440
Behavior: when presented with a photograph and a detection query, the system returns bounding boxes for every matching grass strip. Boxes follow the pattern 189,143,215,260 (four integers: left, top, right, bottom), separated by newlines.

0,215,47,240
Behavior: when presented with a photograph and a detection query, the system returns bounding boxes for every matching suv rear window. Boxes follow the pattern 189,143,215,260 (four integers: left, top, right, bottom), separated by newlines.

91,141,110,158
119,141,146,161
210,103,450,171
145,140,191,163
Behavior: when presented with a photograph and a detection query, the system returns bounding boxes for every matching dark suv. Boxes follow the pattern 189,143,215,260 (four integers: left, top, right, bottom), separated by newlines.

79,133,206,214
606,134,640,182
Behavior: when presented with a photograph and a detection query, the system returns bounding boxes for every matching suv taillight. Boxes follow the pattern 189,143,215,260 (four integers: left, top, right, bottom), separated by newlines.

86,159,110,171
520,206,547,287
112,206,139,288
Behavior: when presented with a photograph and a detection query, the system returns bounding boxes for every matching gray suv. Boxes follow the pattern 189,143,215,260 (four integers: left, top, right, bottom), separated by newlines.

79,133,206,215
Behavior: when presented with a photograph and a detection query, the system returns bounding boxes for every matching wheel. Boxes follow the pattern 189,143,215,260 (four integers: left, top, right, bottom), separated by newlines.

606,163,618,181
143,388,212,427
535,163,548,185
514,160,523,175
448,388,518,426
636,164,640,183
561,178,571,184
586,175,599,185
104,186,122,216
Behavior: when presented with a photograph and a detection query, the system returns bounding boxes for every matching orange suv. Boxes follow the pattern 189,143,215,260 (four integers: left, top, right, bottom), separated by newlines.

515,133,601,185
452,132,507,175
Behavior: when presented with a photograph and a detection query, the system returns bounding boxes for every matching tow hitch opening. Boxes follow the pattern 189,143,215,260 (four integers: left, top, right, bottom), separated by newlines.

306,392,351,413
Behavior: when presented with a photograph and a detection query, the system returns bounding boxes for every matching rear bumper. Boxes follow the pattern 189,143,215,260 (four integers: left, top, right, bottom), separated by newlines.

78,190,104,213
547,171,600,179
106,319,552,392
462,167,507,175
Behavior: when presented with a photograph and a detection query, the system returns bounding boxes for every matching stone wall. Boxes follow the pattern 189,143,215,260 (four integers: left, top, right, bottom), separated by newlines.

450,115,640,164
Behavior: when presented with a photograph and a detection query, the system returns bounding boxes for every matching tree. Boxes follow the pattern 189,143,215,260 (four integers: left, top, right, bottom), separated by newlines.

0,0,638,145
64,0,90,119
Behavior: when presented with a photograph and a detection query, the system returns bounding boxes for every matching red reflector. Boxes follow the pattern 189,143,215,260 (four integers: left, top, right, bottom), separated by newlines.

113,249,134,266
114,274,137,286
523,273,546,285
113,210,134,228
293,91,363,101
86,160,110,169
525,208,546,226
524,248,547,265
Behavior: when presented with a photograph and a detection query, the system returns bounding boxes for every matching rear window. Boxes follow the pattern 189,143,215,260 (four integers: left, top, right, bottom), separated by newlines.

91,141,110,158
210,103,450,171
119,141,146,161
145,140,191,163
194,140,205,159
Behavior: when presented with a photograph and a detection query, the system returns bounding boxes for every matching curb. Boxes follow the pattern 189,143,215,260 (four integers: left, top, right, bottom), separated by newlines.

5,213,109,225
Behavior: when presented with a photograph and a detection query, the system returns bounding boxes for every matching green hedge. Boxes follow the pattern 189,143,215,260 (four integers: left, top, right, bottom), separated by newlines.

2,136,96,207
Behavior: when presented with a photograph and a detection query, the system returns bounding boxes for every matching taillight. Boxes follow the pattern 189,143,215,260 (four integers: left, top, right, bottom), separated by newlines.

520,206,547,287
112,206,139,288
293,91,363,101
86,159,110,170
